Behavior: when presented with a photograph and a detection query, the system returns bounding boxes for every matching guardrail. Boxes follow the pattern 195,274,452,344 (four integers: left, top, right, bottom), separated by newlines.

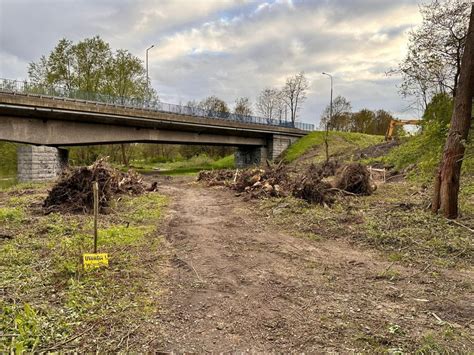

0,78,314,132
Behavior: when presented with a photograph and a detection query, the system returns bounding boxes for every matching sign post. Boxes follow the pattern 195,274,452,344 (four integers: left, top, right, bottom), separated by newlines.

93,181,98,253
83,181,108,271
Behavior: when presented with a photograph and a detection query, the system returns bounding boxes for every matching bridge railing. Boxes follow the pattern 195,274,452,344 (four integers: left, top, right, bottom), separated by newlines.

0,78,314,132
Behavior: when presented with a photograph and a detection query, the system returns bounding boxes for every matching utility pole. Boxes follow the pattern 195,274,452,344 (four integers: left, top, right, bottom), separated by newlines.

322,72,333,163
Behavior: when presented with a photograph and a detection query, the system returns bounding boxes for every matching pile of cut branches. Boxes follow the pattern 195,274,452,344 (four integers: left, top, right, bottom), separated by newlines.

43,159,154,214
198,160,375,206
197,169,236,186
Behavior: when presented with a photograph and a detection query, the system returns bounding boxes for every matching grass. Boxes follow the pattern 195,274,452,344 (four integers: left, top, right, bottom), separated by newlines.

0,206,25,225
283,131,384,163
129,154,235,175
0,183,168,352
257,181,473,268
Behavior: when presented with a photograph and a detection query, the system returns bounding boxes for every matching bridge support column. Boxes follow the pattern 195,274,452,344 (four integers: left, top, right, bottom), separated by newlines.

267,134,299,160
235,146,268,168
234,134,299,168
17,145,68,182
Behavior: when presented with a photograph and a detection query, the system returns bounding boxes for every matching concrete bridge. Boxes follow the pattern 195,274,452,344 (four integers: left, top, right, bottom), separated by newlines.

0,81,313,181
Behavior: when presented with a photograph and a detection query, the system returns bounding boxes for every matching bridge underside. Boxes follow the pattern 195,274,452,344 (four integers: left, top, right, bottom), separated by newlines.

0,93,304,181
0,116,266,146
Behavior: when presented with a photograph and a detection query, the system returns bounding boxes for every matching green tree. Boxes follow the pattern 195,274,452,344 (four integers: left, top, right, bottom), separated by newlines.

198,96,229,115
46,38,74,90
421,93,454,151
28,36,156,166
71,36,111,93
104,49,151,101
28,36,154,100
351,109,376,133
372,110,395,136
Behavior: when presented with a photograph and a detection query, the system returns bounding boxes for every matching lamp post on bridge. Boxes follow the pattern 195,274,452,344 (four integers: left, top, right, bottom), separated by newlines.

322,72,333,163
146,44,155,89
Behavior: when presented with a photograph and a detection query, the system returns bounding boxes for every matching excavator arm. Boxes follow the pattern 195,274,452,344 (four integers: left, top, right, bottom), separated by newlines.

385,119,421,140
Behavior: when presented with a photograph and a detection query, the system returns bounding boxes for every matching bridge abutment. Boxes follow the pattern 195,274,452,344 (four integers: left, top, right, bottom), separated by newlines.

268,134,298,159
17,145,68,182
234,134,298,168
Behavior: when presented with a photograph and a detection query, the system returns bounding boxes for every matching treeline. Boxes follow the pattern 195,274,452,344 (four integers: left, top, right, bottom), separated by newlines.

319,95,396,135
22,36,314,164
28,36,155,100
29,36,311,125
68,143,234,166
175,73,309,126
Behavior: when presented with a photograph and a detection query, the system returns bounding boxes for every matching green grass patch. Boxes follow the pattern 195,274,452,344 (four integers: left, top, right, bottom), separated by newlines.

130,154,235,175
0,183,169,352
0,206,25,225
257,181,473,268
283,131,384,163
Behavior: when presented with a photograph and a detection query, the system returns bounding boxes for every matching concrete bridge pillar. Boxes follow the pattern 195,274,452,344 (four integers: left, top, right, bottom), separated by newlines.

17,145,68,182
268,134,298,160
234,134,299,168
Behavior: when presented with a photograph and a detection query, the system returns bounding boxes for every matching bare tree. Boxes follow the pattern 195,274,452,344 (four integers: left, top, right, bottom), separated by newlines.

256,88,284,123
432,3,474,219
281,72,309,126
319,95,352,131
234,97,252,116
391,0,471,109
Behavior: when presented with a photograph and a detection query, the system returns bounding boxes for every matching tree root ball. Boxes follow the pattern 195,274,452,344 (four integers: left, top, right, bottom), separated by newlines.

334,163,374,195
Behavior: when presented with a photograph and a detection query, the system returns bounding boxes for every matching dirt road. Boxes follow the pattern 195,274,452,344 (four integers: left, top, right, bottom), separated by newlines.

145,178,472,352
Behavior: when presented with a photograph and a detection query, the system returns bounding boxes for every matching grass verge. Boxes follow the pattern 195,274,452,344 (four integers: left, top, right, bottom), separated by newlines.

257,181,473,268
0,184,168,352
283,131,384,163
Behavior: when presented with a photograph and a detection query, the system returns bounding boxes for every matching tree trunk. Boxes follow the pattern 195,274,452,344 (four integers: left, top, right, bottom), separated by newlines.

432,4,474,219
121,144,129,167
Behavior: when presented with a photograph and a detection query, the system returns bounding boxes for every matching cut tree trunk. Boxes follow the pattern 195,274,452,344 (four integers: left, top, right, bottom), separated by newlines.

432,4,474,219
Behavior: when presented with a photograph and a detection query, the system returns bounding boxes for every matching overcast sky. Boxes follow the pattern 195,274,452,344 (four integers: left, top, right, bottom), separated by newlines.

0,0,423,126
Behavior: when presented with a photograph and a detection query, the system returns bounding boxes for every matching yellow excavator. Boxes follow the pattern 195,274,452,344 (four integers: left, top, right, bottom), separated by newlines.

385,119,421,140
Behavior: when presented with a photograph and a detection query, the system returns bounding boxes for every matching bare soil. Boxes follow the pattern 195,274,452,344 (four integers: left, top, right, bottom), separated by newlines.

142,177,473,352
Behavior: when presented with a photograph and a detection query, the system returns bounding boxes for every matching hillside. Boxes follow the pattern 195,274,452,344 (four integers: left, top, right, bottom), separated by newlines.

281,130,473,214
283,131,384,165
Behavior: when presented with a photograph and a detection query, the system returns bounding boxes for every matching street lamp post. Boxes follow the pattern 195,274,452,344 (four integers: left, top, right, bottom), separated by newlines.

146,44,155,85
322,72,333,123
322,72,333,163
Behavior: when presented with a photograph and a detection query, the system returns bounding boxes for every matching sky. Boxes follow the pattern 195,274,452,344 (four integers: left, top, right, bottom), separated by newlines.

0,0,423,127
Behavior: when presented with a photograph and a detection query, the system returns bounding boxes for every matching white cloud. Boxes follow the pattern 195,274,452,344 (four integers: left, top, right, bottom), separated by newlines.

0,0,423,124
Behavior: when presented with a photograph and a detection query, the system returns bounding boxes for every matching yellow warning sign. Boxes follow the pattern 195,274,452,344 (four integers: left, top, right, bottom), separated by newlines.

83,253,109,271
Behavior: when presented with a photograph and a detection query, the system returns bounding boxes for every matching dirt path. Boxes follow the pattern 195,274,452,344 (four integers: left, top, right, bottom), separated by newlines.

145,178,472,352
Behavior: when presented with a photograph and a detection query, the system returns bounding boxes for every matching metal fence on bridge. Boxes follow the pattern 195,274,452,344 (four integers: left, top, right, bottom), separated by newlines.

0,78,315,132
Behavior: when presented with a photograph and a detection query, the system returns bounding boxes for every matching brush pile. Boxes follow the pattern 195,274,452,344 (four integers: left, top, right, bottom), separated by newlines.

43,159,154,214
198,160,374,205
233,165,291,198
334,163,375,195
292,164,336,205
197,169,236,186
